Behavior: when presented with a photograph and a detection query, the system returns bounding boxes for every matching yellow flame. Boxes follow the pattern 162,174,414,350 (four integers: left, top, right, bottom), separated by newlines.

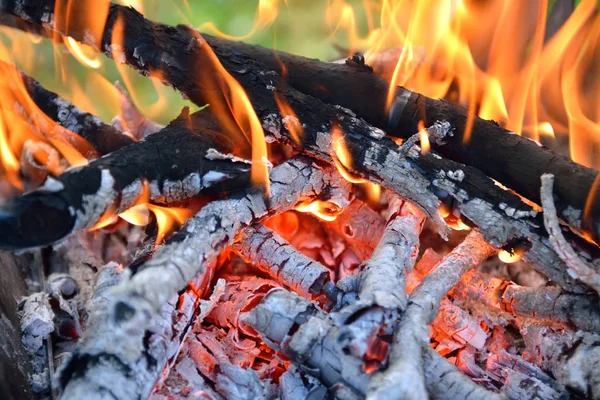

417,120,430,154
147,204,193,244
63,37,102,69
331,122,364,184
295,200,343,222
498,250,521,264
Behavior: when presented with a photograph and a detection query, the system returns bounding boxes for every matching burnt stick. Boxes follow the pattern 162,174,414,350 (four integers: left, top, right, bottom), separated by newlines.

0,0,597,242
0,109,251,250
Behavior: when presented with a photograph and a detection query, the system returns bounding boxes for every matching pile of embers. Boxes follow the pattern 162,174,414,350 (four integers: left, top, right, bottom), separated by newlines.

0,1,599,399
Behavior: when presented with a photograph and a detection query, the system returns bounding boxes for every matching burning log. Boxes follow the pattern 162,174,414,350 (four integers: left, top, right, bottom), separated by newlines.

452,269,600,332
322,199,386,261
0,109,251,250
233,224,333,300
369,231,495,400
2,0,598,243
16,65,134,155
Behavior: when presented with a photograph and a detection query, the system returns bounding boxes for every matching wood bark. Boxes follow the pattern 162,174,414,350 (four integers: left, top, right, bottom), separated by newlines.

1,0,597,243
0,109,251,250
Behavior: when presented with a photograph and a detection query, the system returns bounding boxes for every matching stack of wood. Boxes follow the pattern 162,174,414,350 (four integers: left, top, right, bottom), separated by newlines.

0,1,599,399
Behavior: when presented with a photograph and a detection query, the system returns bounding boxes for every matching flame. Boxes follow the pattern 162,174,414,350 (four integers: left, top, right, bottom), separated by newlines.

177,28,270,194
498,250,521,264
147,204,193,244
274,62,303,144
295,200,343,222
110,16,173,121
63,37,102,69
417,120,430,153
120,0,144,13
199,0,279,40
331,122,364,184
324,0,600,169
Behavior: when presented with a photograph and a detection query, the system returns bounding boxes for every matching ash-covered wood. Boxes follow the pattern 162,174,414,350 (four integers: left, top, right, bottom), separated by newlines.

353,197,425,311
369,231,495,400
233,224,333,299
0,109,251,250
107,156,348,331
52,158,348,399
2,0,597,242
452,269,600,332
541,173,600,295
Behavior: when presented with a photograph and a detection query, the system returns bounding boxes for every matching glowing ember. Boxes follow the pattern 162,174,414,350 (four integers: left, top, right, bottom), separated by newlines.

498,250,521,264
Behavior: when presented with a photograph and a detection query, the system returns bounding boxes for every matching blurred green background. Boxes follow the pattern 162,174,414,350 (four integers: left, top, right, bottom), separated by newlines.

0,0,370,125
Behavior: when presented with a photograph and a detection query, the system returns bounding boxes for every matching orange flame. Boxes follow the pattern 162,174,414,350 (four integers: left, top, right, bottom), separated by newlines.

323,0,600,168
63,37,102,69
331,122,364,184
417,120,430,153
147,204,194,245
181,29,270,194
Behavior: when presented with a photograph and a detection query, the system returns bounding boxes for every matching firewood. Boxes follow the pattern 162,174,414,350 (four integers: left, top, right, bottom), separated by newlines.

3,60,133,155
452,269,600,332
242,287,503,400
0,109,251,250
233,224,333,299
369,231,495,400
322,199,386,261
52,158,349,399
1,1,593,293
541,173,600,295
341,196,425,311
2,0,597,243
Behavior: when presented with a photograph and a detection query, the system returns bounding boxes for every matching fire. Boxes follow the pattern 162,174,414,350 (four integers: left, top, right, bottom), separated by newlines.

498,250,521,264
323,0,600,169
274,62,303,144
417,120,430,154
147,204,194,244
331,122,364,184
177,28,270,194
63,37,102,69
295,200,343,222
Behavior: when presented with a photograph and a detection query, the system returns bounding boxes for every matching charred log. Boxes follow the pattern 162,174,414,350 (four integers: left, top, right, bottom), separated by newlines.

16,64,134,155
1,0,597,242
0,109,251,250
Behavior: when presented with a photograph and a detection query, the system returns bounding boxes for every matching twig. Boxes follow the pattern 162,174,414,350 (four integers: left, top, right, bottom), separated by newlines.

368,231,495,400
541,173,600,295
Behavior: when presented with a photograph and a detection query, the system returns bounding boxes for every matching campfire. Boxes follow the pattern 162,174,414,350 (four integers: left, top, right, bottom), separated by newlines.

1,0,600,399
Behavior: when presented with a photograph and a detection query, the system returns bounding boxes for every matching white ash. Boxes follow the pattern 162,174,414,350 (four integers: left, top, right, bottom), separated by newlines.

446,169,465,182
205,148,252,164
216,363,267,400
106,44,127,64
19,293,54,355
38,176,64,192
73,169,116,231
